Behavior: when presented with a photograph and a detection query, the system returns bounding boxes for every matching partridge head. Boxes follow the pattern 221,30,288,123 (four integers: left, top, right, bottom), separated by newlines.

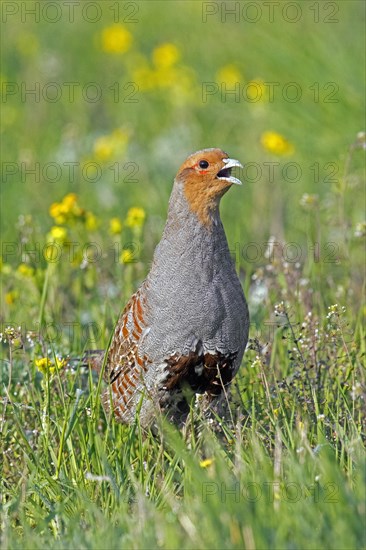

176,148,243,224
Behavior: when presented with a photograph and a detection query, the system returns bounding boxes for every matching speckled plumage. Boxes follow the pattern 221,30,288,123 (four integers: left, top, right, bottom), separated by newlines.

99,148,249,427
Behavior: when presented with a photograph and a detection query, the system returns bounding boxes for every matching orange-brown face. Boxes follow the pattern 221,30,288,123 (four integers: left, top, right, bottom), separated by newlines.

176,148,243,227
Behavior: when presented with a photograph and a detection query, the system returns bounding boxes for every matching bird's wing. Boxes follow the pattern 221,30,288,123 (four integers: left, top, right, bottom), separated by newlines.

103,286,150,420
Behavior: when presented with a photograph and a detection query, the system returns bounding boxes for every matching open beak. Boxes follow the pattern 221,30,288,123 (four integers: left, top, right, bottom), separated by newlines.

216,158,243,185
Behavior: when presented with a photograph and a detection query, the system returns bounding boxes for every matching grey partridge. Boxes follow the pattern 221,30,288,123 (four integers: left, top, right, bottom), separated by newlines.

95,148,249,427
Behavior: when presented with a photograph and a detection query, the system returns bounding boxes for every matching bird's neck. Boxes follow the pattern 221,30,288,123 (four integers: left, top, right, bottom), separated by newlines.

154,182,230,266
145,182,235,295
165,180,222,234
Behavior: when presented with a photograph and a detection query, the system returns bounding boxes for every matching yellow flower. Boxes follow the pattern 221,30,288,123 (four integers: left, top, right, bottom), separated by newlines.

94,136,113,161
246,78,266,102
154,67,177,89
48,226,68,243
119,249,135,264
49,202,66,225
49,193,82,224
109,217,123,235
152,43,180,69
101,24,132,54
200,458,214,468
297,420,305,432
62,193,78,210
5,290,18,305
55,357,67,369
35,357,52,374
62,193,82,217
125,207,146,228
216,64,242,86
16,32,39,57
133,67,155,91
93,129,129,162
17,263,34,277
35,357,66,376
85,211,99,231
0,258,11,274
261,131,294,155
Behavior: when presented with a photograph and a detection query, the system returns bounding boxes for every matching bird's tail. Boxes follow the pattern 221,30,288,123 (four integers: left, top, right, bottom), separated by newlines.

82,349,106,374
68,349,106,375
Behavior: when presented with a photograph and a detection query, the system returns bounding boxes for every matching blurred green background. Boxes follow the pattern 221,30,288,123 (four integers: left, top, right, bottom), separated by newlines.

1,0,365,326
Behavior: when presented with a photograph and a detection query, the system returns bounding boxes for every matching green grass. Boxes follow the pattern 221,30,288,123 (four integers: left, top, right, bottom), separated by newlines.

1,310,365,549
1,2,365,549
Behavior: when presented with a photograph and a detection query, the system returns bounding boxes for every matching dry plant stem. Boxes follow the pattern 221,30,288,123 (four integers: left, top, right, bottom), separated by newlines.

0,346,13,435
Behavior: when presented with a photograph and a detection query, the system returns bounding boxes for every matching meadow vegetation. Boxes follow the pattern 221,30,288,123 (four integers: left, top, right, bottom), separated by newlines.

1,2,365,548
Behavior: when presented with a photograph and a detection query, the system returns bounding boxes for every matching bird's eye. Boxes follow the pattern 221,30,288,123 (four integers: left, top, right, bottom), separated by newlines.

199,160,209,169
